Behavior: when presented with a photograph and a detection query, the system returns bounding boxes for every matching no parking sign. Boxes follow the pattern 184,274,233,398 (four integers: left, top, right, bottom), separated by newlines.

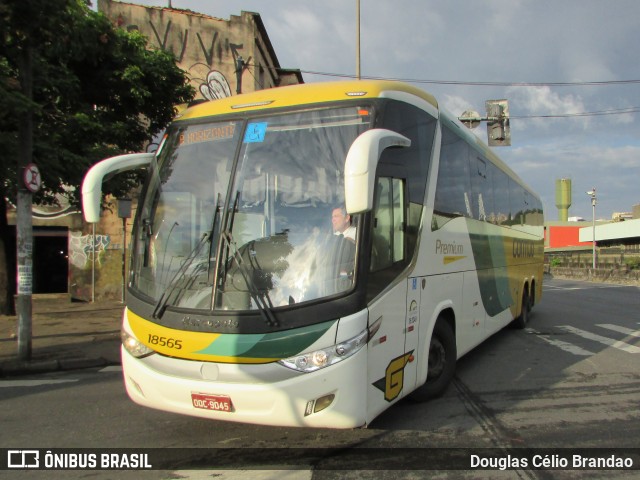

23,163,42,193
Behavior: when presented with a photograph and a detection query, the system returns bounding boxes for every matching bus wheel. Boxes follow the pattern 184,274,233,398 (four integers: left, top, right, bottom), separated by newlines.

512,289,530,329
409,319,456,402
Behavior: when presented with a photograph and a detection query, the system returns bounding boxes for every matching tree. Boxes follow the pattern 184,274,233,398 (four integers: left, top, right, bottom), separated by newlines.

0,0,195,314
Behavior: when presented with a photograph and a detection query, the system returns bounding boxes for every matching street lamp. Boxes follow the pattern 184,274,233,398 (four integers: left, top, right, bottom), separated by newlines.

586,188,597,270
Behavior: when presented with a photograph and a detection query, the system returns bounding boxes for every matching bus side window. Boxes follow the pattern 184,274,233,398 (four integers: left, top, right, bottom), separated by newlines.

433,125,474,229
472,157,494,222
370,177,405,272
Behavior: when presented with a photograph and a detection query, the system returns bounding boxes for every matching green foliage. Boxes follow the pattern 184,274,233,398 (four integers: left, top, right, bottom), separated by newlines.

624,257,640,270
0,0,195,206
550,257,563,267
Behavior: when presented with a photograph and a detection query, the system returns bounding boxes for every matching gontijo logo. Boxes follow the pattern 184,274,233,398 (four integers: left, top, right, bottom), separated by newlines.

512,238,536,258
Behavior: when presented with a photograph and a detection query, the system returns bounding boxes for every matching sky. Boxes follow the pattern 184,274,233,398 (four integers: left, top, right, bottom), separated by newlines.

97,0,640,221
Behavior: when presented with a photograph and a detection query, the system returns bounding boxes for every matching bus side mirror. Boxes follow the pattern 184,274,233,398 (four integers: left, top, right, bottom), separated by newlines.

344,129,411,214
82,152,154,223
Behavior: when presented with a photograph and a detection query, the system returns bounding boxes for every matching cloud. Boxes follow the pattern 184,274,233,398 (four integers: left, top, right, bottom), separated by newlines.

262,3,356,75
507,86,589,130
440,94,477,117
503,143,640,219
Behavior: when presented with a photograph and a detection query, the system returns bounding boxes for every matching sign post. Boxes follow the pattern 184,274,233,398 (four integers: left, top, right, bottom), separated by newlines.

118,198,132,303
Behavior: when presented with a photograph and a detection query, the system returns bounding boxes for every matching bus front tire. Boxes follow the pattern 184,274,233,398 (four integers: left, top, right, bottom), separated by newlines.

409,319,456,402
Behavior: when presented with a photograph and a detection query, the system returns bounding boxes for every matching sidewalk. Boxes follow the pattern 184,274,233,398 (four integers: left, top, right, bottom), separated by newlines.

0,294,123,376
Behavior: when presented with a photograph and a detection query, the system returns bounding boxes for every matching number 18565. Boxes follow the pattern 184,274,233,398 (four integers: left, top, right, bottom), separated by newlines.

147,334,183,349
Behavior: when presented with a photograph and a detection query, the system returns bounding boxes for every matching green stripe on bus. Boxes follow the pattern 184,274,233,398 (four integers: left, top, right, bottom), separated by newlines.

195,319,337,359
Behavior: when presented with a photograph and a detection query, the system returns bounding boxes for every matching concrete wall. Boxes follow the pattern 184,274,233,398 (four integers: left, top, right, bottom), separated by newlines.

68,196,137,301
548,266,640,285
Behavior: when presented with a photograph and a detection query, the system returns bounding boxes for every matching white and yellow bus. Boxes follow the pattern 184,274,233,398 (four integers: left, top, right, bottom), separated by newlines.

82,80,544,428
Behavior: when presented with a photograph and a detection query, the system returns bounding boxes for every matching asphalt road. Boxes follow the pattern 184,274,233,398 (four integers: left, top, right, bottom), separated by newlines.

1,277,639,479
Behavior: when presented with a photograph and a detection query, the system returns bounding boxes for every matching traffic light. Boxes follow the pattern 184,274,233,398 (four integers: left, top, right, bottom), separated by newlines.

486,99,511,146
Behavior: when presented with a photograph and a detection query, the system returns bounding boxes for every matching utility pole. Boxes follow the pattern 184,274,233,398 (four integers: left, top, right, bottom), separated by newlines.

16,45,36,361
356,0,361,80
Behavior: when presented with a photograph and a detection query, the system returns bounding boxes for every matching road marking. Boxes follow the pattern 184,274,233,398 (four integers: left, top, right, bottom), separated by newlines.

544,284,635,291
526,328,594,356
558,325,640,353
597,324,640,338
0,379,79,388
99,366,123,373
172,470,312,480
543,285,583,291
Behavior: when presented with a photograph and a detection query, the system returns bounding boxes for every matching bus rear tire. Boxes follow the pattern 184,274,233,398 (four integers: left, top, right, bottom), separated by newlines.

409,319,456,402
512,289,530,329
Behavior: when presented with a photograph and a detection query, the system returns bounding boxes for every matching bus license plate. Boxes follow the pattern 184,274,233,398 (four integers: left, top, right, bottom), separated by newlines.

191,393,234,412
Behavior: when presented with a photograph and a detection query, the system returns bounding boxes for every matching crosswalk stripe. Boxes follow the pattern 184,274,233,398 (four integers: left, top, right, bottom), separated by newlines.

596,324,640,338
526,328,594,356
558,325,640,354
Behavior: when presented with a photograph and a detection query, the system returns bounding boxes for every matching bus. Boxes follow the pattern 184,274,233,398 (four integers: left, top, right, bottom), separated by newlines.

82,80,544,428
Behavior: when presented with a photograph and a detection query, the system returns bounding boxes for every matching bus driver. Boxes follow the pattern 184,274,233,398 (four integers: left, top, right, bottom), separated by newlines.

332,206,356,241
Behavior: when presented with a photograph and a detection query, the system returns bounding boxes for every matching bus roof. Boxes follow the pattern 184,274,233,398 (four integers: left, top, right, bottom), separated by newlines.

177,80,438,120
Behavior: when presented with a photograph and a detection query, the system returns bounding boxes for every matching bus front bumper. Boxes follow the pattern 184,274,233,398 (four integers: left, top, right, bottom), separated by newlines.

121,346,368,429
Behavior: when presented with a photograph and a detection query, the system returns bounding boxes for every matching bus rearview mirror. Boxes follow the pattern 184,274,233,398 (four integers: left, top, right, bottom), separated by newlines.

82,153,154,223
344,129,411,214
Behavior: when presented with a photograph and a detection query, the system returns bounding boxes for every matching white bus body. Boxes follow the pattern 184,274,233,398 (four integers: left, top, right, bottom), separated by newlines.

83,80,544,428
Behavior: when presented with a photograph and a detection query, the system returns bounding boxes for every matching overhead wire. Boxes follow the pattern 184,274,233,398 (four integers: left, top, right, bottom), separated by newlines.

512,107,640,119
240,62,640,119
299,69,640,87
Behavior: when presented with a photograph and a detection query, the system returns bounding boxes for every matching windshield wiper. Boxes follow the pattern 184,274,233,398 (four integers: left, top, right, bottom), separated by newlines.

153,193,225,320
207,193,223,277
152,231,211,319
219,191,278,327
221,233,278,327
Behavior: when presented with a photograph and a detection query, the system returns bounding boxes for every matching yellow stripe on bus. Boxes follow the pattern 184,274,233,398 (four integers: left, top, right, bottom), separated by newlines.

126,309,277,363
178,80,438,120
443,255,467,265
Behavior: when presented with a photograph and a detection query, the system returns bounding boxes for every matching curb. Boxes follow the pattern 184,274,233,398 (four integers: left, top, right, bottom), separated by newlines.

0,357,119,377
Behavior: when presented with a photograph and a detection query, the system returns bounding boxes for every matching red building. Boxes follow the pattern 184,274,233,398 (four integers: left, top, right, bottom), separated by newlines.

545,222,592,250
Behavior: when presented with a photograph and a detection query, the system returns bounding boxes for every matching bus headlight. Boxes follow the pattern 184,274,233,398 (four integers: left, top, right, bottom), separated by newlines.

278,328,368,373
121,329,155,358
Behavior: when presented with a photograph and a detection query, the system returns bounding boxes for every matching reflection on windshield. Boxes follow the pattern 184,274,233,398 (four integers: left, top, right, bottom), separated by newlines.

131,121,238,308
131,106,371,313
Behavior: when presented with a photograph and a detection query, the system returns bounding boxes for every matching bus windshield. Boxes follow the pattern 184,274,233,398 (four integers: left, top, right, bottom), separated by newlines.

131,106,372,314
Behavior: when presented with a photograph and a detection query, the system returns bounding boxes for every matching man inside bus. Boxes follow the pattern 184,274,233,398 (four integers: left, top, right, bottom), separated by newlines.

332,206,356,242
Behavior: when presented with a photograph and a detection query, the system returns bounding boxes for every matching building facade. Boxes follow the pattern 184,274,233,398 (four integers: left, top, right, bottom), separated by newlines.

99,0,303,100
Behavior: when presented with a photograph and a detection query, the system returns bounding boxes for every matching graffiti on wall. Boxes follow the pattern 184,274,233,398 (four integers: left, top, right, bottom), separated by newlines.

117,14,249,99
69,231,111,269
